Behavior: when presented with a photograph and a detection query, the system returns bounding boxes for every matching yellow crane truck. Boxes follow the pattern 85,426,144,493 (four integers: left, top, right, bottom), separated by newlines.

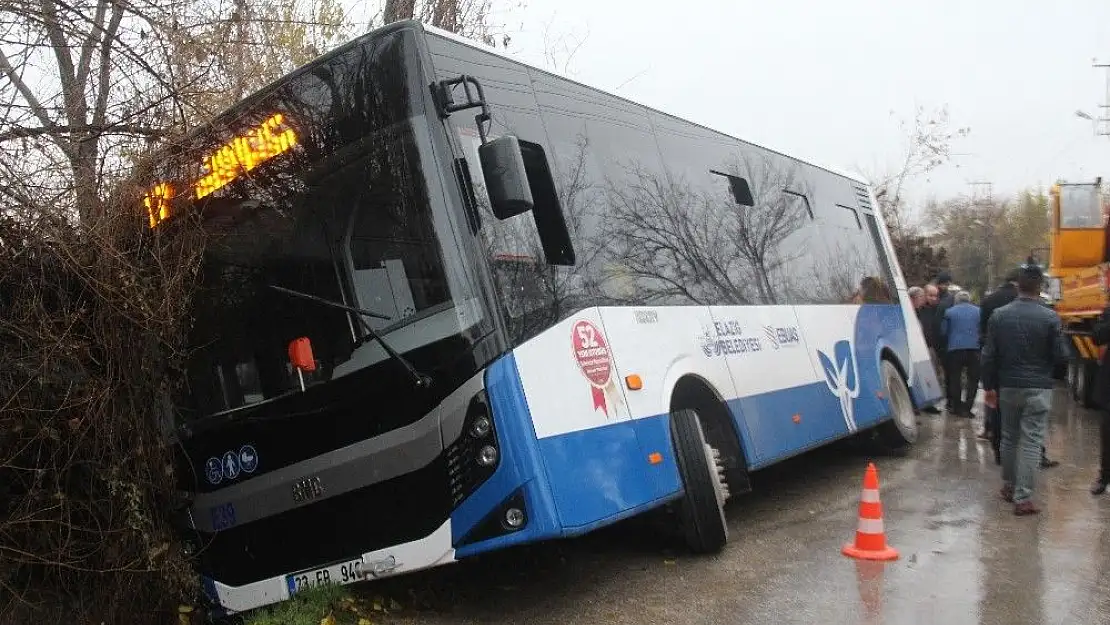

1049,178,1109,407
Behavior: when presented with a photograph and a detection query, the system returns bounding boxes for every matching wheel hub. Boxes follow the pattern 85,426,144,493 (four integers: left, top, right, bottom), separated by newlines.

703,443,730,508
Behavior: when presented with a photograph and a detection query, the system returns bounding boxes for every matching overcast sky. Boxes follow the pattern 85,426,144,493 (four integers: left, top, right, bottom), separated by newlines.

468,0,1110,217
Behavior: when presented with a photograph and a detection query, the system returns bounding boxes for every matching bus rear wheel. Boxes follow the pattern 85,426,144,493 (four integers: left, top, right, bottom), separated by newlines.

875,359,917,449
670,408,729,554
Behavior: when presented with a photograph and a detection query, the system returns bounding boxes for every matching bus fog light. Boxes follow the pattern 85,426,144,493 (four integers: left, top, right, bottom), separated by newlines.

504,507,525,528
471,416,492,438
477,445,498,466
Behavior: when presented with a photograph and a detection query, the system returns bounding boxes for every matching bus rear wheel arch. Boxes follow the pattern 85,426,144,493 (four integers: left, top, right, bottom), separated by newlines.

669,376,749,492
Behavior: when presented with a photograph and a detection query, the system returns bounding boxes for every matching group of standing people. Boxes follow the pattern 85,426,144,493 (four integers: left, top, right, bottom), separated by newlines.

910,265,1066,515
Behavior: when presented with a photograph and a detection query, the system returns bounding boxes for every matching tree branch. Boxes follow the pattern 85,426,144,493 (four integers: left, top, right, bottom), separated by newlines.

0,123,167,142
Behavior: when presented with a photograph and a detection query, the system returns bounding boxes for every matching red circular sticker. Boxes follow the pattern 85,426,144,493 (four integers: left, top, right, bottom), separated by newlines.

571,320,612,388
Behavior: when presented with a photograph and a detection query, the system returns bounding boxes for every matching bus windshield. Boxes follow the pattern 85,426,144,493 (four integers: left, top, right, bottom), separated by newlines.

183,120,463,418
157,30,491,422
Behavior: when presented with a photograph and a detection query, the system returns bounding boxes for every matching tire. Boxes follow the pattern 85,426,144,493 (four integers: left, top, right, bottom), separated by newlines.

875,359,918,449
670,408,729,554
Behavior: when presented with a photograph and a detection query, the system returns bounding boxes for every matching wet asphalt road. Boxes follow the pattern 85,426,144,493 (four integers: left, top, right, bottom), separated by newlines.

369,386,1110,625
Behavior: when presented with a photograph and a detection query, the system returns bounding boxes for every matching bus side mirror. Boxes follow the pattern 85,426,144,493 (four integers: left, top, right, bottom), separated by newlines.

479,135,534,219
288,337,317,372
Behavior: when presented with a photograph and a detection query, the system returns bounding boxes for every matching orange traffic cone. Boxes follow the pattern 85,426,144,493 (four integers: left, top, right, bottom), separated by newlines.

842,462,899,561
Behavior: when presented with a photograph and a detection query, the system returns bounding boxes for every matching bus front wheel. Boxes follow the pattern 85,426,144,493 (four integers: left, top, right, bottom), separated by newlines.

670,408,729,554
875,359,917,449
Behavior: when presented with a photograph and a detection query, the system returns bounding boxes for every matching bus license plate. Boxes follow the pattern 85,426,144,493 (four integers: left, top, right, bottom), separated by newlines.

285,558,364,595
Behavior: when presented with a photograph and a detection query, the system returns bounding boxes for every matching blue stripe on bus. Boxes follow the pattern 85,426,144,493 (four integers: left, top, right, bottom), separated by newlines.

455,304,930,556
535,413,682,534
451,353,562,557
910,359,943,407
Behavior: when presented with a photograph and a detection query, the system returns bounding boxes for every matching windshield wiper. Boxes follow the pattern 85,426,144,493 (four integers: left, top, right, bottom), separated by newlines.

268,284,433,389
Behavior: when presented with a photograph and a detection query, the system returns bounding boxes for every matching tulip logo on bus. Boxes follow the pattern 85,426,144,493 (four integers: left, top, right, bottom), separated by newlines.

817,339,860,432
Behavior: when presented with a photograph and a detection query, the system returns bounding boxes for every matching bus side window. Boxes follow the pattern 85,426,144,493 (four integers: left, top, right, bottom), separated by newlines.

518,139,576,266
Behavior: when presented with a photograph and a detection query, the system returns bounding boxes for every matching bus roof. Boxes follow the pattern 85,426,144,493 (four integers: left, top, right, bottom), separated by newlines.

139,20,872,192
420,22,871,187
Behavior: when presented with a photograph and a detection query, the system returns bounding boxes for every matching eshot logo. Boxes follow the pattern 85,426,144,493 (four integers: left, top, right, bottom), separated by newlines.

763,325,800,350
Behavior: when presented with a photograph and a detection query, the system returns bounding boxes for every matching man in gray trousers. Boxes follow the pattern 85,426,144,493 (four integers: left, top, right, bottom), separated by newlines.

981,263,1070,515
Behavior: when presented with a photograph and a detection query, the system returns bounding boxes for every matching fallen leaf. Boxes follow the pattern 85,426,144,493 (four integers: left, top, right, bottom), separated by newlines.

359,619,373,625
372,599,383,611
320,614,336,625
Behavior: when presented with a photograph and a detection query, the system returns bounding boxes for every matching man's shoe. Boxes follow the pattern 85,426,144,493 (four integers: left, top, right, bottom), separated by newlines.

1092,480,1108,496
1040,458,1060,469
1014,501,1040,516
1000,484,1014,503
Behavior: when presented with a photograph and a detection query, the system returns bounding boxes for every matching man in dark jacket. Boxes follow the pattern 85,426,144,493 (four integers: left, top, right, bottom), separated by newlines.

982,264,1070,515
1088,305,1110,495
979,272,1019,456
979,269,1060,468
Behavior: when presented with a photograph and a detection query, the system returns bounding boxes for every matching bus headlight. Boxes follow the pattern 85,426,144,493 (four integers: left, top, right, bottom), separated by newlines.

477,445,499,466
504,507,525,528
470,415,492,438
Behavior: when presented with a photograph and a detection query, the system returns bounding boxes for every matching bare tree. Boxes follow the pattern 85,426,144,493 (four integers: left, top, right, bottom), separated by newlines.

869,105,970,237
601,152,810,306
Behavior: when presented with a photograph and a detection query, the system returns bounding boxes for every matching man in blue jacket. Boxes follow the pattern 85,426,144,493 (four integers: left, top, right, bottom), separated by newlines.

943,290,982,417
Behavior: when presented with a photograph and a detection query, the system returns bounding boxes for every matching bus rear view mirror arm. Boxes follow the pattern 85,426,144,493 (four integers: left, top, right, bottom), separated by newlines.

479,135,535,219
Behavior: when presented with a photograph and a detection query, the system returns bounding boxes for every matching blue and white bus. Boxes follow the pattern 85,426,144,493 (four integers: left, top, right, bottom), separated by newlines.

139,19,942,615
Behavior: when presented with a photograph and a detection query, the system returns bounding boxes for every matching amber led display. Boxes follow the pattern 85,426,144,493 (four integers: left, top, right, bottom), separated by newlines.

194,113,299,199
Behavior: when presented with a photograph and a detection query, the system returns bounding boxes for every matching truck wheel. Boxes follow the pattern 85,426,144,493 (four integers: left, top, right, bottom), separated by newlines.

670,408,729,554
875,359,918,449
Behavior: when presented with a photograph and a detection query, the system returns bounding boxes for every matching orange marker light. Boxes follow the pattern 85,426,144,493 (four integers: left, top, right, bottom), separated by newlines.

648,452,663,465
625,374,643,390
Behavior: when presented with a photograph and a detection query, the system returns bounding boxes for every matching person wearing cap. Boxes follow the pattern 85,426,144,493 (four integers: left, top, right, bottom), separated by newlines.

981,263,1070,515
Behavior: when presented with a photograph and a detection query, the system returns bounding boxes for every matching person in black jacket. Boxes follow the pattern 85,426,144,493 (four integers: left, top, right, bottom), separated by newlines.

981,264,1070,515
1089,306,1110,495
979,271,1019,456
978,269,1060,469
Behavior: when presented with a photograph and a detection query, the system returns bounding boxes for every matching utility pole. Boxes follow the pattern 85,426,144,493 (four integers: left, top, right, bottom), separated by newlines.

1093,60,1110,137
969,181,995,289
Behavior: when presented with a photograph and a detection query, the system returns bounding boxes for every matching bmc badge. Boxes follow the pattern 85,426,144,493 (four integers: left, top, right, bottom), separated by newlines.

571,319,614,417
